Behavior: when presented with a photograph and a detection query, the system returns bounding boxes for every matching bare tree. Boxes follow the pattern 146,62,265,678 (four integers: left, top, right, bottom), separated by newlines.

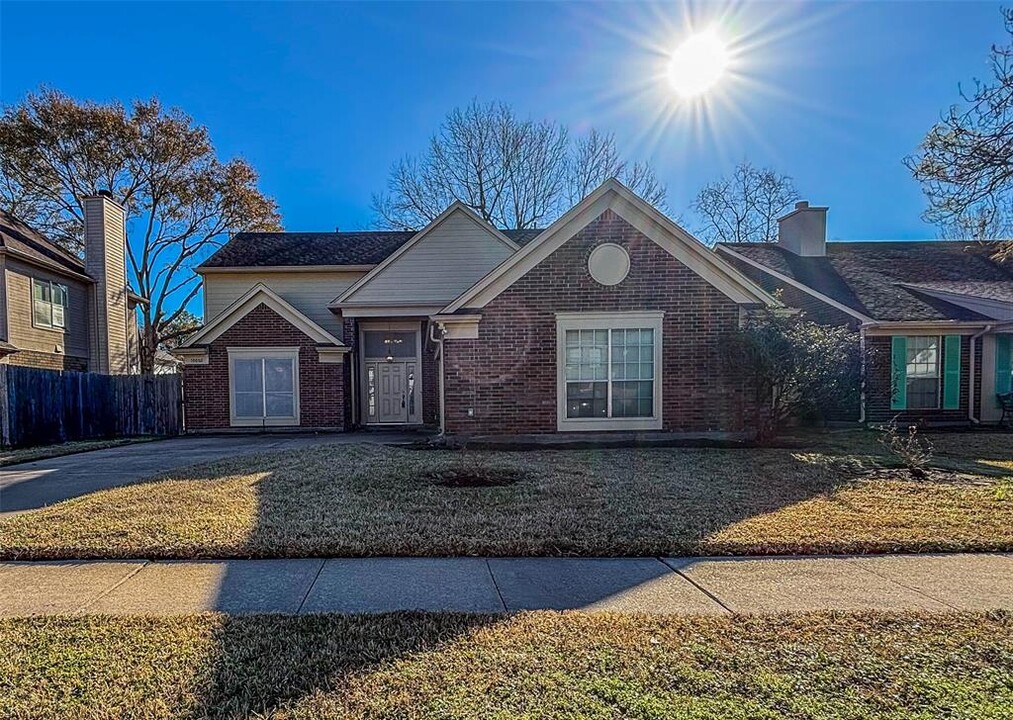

0,88,281,372
692,161,799,244
905,9,1013,255
373,101,667,230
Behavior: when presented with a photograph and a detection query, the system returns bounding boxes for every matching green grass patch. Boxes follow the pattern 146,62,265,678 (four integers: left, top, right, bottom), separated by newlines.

1,611,1010,719
1,432,1012,559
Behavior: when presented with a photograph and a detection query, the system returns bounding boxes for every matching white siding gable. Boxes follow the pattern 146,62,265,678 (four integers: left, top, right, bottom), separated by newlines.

340,210,515,306
203,270,365,335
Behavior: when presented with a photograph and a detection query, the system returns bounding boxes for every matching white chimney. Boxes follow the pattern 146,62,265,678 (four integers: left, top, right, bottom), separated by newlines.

84,191,130,373
777,201,828,256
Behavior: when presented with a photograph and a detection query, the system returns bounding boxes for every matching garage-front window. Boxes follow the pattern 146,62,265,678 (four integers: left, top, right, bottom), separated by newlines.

228,348,299,426
557,312,663,431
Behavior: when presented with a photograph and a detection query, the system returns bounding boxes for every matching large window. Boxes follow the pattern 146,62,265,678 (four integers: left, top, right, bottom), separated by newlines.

557,312,663,431
906,336,940,410
228,348,299,426
32,279,68,330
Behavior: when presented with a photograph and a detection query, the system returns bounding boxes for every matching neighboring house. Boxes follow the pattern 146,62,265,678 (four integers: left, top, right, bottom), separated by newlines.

718,202,1013,426
0,193,145,374
177,179,781,436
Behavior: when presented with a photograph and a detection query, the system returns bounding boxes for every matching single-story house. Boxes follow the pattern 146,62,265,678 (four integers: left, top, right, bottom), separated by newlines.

177,179,781,437
718,202,1013,426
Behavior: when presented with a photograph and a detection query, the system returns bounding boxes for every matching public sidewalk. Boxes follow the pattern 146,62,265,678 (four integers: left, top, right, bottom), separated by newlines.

2,553,1010,616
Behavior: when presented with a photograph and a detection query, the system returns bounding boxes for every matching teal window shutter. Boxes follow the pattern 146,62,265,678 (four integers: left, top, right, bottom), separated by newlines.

891,336,907,410
996,335,1012,407
943,335,961,410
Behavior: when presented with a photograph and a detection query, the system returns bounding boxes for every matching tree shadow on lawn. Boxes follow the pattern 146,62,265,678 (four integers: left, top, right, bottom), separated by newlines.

182,612,497,719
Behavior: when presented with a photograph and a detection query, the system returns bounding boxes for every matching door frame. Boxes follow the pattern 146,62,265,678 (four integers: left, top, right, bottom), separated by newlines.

358,320,424,426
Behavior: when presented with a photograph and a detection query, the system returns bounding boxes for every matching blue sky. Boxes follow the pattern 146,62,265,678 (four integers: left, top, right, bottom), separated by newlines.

0,1,1006,242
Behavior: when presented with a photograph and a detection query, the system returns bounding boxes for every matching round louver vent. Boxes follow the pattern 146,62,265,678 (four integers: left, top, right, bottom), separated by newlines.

587,243,630,286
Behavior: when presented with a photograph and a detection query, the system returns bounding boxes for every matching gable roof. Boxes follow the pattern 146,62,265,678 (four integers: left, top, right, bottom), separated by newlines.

200,226,542,270
718,241,1013,322
181,283,345,347
442,179,780,313
0,209,88,276
334,202,520,307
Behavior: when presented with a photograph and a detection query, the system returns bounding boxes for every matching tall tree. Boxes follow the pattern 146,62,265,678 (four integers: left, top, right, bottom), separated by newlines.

373,101,666,230
692,161,799,244
906,9,1013,250
0,88,281,372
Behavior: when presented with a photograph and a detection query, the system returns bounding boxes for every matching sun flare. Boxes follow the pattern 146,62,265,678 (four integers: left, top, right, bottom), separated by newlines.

667,30,729,98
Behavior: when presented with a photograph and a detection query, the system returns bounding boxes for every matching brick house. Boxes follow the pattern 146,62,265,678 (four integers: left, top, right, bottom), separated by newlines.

177,180,781,437
0,194,146,374
718,202,1013,426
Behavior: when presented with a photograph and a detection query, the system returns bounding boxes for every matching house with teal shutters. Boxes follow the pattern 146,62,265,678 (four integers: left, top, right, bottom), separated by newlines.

719,201,1013,426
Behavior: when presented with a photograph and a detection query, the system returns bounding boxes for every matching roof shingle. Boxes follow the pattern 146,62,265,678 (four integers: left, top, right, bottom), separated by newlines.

721,240,1013,322
200,228,543,269
0,209,85,275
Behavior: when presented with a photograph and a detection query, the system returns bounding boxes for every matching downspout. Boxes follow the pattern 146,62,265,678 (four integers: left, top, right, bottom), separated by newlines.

858,325,867,424
429,321,446,436
969,324,994,425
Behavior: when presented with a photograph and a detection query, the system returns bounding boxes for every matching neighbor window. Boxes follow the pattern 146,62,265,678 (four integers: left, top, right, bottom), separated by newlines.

905,336,940,409
32,279,68,330
557,312,663,431
228,348,299,426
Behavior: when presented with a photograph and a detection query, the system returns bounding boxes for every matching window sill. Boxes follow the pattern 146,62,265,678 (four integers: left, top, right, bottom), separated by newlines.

229,417,300,427
557,417,662,432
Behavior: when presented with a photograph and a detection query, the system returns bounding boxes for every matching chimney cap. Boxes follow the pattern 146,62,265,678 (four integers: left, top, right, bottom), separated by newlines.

795,200,809,210
97,189,114,199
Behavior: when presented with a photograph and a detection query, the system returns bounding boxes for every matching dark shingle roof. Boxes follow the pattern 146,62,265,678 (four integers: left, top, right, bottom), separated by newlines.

200,228,543,269
0,209,85,274
721,241,1013,322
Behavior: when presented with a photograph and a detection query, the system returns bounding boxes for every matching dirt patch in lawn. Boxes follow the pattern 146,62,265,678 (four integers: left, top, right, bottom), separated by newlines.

1,432,1011,559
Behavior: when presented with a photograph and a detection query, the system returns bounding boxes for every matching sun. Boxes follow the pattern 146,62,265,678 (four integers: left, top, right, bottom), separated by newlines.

667,30,729,98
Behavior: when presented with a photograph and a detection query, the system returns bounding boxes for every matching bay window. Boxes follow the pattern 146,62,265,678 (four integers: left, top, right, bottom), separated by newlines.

557,312,663,431
228,348,300,426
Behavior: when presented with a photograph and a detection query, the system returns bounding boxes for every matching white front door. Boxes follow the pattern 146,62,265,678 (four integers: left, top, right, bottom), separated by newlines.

376,361,408,424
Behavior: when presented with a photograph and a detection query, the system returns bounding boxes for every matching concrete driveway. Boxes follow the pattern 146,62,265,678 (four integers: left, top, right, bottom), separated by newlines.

0,433,416,517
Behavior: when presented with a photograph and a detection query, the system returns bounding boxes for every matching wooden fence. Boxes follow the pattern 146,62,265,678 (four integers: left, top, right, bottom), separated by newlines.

0,365,182,448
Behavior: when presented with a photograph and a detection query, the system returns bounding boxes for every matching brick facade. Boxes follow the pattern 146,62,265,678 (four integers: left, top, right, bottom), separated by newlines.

442,209,764,435
865,334,979,425
182,302,344,430
3,349,88,372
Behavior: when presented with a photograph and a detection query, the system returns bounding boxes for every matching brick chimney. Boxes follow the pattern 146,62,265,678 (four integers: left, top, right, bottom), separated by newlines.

777,201,828,257
84,191,130,373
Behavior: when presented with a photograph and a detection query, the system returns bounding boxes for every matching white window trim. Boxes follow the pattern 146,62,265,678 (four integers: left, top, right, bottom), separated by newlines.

556,311,664,432
31,278,69,331
227,347,301,427
904,335,942,411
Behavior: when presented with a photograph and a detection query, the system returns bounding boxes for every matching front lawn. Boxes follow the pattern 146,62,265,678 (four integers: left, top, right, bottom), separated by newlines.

2,611,1010,719
1,431,1010,559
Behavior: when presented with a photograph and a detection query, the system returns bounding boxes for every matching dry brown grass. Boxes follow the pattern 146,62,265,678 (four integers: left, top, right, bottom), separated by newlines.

2,611,1010,719
1,431,1011,559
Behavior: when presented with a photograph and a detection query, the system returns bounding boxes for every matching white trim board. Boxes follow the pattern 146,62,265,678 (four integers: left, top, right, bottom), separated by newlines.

442,179,780,314
181,283,346,348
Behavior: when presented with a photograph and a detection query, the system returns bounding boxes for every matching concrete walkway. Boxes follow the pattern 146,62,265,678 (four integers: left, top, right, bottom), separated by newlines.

2,553,1010,617
0,432,419,517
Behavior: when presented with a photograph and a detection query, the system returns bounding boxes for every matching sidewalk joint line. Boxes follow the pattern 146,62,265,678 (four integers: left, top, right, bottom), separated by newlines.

76,560,149,613
296,559,326,614
845,558,961,611
485,559,508,613
659,558,734,615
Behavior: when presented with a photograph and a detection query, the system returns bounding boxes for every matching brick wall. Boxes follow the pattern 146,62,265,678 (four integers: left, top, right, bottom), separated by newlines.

442,209,763,435
3,350,88,372
183,302,344,430
865,334,976,425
